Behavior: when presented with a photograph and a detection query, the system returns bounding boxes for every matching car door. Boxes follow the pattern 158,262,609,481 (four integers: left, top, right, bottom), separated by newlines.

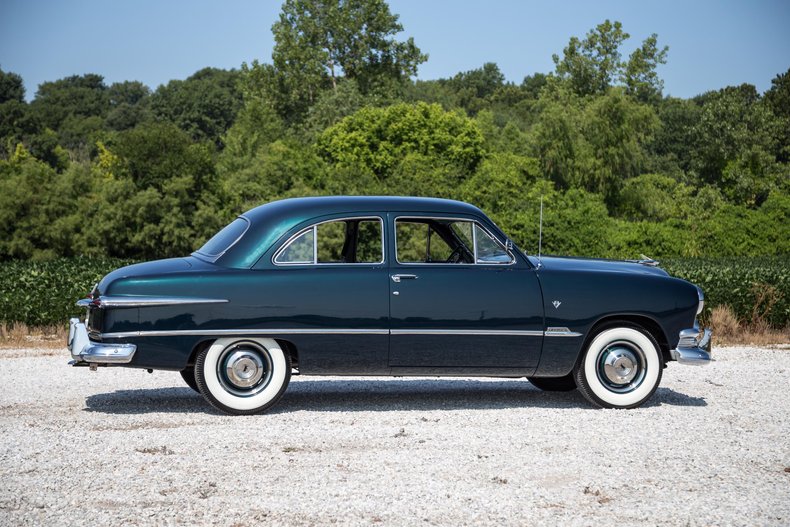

387,214,544,371
260,215,391,374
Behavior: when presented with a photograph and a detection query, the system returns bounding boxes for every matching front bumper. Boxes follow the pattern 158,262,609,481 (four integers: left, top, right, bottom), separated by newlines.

68,317,136,365
670,326,712,365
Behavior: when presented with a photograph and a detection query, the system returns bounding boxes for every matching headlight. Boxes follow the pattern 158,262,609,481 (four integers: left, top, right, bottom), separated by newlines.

696,286,704,315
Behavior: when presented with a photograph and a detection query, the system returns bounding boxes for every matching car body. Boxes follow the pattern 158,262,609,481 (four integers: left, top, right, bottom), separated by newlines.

68,196,712,413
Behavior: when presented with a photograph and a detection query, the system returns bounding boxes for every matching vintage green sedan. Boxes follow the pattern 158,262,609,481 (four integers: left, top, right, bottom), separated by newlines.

68,196,711,414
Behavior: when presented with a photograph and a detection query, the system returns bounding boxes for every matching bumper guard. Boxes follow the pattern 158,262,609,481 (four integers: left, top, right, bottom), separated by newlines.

670,326,712,365
68,317,136,365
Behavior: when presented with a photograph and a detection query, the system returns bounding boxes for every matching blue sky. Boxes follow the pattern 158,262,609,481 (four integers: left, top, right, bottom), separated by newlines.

1,0,788,100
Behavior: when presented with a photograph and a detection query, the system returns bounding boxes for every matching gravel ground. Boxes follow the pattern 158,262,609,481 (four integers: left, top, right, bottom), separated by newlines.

1,346,789,526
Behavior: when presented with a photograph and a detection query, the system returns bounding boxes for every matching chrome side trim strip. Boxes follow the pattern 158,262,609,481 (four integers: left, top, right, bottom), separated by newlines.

99,327,584,339
391,329,543,336
101,328,391,338
94,296,229,308
544,327,583,337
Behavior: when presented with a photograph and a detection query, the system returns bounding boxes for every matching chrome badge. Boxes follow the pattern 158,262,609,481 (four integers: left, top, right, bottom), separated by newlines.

552,300,561,309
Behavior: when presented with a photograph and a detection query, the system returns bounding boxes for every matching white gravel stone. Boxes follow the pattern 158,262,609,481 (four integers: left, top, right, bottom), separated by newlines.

1,346,788,526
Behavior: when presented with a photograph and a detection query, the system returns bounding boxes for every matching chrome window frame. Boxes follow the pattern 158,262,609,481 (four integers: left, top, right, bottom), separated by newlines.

393,216,515,266
272,216,385,266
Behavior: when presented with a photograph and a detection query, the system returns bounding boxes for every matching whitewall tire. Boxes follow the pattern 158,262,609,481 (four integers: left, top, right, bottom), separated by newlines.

195,338,291,415
574,325,663,409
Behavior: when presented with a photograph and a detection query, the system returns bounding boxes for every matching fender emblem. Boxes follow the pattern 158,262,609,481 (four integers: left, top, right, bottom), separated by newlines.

552,300,561,309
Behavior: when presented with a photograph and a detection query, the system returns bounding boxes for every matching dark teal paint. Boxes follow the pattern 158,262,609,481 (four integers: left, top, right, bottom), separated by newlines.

87,196,702,375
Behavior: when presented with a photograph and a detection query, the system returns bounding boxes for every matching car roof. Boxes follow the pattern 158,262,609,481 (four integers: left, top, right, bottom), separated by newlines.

242,196,483,224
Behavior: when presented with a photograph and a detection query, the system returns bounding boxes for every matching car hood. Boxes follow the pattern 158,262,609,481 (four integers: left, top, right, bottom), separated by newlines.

527,255,670,277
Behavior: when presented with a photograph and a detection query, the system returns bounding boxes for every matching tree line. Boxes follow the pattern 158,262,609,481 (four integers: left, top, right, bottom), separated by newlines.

1,0,788,262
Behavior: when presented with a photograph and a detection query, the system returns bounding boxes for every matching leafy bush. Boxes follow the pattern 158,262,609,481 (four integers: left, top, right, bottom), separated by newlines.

0,257,134,326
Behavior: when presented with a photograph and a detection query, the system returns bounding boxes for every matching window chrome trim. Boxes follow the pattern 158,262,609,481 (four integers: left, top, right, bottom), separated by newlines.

100,327,581,339
393,216,515,266
272,216,385,266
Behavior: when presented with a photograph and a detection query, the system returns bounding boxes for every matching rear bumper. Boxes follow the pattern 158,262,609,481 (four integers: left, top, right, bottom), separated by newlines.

670,326,712,365
68,317,136,365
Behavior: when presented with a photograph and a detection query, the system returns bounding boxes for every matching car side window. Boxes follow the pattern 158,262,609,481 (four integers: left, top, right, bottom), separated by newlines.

275,218,383,265
276,227,314,264
396,221,454,263
395,217,513,265
474,224,512,264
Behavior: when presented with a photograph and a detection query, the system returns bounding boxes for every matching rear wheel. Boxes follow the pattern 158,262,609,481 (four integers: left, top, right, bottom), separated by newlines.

179,367,200,393
574,324,663,409
195,338,291,415
527,374,576,392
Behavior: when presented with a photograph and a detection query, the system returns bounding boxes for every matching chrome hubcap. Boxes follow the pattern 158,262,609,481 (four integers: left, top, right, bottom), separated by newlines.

596,341,647,393
225,350,264,388
603,348,638,384
216,342,272,397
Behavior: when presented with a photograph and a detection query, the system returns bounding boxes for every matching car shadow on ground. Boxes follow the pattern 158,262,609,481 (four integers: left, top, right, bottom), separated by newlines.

83,377,706,415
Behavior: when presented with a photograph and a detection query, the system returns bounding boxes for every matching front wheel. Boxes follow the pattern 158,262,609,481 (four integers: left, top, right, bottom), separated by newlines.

195,338,291,415
574,325,663,409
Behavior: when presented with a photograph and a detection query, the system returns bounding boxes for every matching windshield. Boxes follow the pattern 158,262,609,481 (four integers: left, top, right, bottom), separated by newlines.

195,217,249,259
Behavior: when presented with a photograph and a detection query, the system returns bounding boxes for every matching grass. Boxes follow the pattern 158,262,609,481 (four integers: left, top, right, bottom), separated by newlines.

709,305,790,346
0,323,67,349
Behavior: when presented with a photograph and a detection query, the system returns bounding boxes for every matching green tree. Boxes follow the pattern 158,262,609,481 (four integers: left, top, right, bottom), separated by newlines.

0,70,40,159
582,89,659,203
110,122,216,193
553,20,630,96
649,97,701,176
691,84,781,205
623,34,669,103
553,20,668,100
442,62,505,115
251,0,426,122
302,78,367,136
764,68,790,162
0,68,25,103
219,98,286,174
30,74,109,132
105,81,151,131
317,102,484,180
149,68,242,145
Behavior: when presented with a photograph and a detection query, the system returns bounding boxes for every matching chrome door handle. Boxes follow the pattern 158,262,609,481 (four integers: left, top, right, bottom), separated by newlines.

391,274,418,283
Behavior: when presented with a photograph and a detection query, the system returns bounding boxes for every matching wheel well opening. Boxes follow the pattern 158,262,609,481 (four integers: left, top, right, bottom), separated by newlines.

187,338,300,371
186,339,214,369
275,339,299,371
585,315,671,364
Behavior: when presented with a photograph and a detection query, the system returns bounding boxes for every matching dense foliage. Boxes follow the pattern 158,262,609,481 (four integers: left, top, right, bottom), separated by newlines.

0,257,133,326
0,2,788,327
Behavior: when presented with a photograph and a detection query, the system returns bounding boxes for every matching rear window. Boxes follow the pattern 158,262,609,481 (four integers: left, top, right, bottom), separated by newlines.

196,217,249,258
